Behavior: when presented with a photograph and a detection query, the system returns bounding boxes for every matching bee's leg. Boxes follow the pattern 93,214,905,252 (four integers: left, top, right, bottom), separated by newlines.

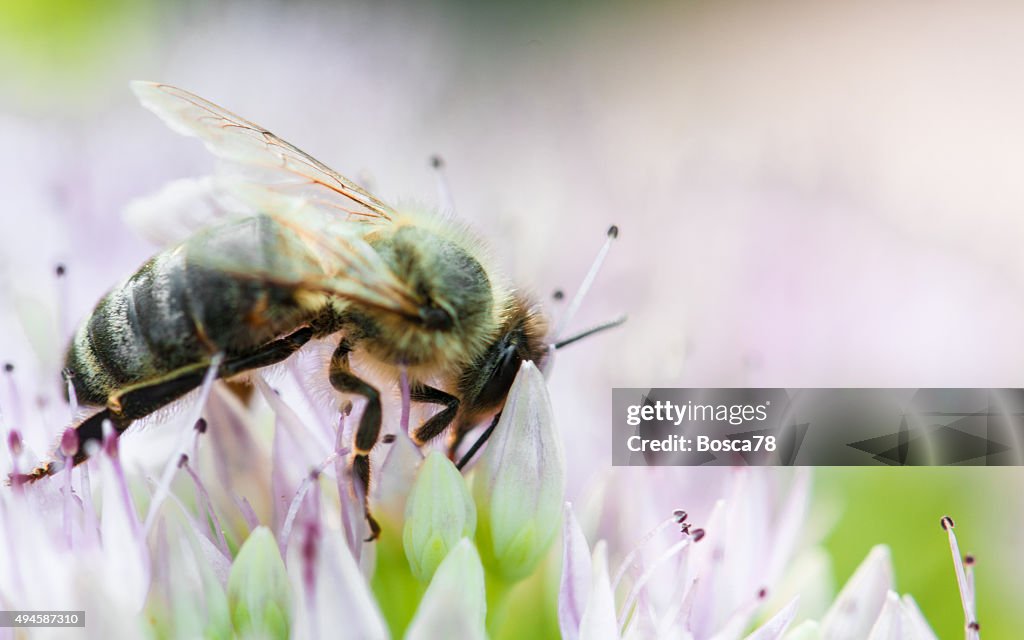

20,329,314,483
110,327,315,419
328,340,383,541
454,413,502,470
409,385,460,447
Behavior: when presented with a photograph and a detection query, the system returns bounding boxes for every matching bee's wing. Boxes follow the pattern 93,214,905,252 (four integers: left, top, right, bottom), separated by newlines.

191,199,422,318
131,81,396,223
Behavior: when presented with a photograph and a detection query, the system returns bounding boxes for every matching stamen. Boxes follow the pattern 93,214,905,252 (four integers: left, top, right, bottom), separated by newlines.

965,554,976,619
180,454,230,556
617,535,693,630
103,420,141,539
610,514,679,594
63,369,79,422
280,453,339,557
430,154,457,213
55,263,69,344
79,461,99,548
233,495,260,532
144,353,223,534
552,289,565,301
941,515,980,636
61,428,78,548
4,363,24,435
553,224,620,342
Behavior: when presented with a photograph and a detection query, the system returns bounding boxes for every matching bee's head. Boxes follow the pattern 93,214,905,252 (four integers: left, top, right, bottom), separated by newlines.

459,296,549,415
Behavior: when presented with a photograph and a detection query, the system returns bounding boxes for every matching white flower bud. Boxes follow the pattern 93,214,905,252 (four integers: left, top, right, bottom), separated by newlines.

227,526,292,639
403,451,477,582
473,360,566,582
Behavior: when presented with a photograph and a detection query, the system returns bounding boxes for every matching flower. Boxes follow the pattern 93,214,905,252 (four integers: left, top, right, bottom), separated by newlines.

559,469,811,639
405,538,487,640
227,526,292,639
403,451,477,582
472,360,566,582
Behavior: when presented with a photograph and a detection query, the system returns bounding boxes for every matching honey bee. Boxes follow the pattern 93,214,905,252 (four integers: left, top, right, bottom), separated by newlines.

20,82,619,540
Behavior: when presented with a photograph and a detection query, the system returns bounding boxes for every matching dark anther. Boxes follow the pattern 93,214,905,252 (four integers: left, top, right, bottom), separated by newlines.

679,523,691,535
552,289,565,301
3,363,12,373
673,509,687,524
607,224,619,238
382,434,396,444
969,622,980,631
757,587,768,599
309,468,321,481
55,264,66,277
194,418,208,434
177,454,189,468
941,515,955,530
430,155,444,169
690,528,705,542
965,554,975,565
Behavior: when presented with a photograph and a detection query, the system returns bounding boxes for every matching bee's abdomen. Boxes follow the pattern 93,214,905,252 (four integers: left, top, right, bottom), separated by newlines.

66,217,315,406
66,249,207,405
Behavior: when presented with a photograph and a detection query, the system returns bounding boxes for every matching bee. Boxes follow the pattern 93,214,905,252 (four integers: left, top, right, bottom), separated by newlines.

19,82,620,540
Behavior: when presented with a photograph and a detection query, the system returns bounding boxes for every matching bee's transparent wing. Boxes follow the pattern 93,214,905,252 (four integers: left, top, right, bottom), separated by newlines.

189,197,421,318
131,81,396,223
123,176,250,246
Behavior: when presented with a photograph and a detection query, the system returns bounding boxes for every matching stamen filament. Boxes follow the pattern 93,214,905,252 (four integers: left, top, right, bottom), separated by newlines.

145,353,223,534
941,516,980,637
280,454,339,557
554,225,619,341
180,455,230,556
610,514,678,593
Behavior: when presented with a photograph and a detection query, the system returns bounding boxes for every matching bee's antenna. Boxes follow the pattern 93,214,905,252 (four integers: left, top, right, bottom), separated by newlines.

553,224,619,341
553,315,627,351
430,155,457,214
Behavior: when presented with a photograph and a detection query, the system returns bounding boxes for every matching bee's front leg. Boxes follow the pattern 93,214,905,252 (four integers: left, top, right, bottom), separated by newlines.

329,339,382,541
409,385,460,447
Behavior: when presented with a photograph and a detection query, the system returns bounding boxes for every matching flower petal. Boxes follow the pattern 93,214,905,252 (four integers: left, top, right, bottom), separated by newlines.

741,596,800,640
559,502,593,640
473,361,565,582
403,451,476,582
819,545,893,640
405,538,486,640
578,541,618,640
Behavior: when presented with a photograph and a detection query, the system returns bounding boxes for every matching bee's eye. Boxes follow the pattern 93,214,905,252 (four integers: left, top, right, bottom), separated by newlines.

475,344,521,408
419,305,452,330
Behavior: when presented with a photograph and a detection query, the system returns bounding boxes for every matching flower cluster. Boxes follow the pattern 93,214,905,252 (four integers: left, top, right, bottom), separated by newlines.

0,354,981,638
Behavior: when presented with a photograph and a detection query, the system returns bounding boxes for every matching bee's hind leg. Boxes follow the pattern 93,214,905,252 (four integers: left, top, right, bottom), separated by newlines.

19,328,315,484
329,339,383,541
107,326,315,423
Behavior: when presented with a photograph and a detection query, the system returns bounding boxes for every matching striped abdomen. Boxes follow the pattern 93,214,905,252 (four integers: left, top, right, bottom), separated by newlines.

66,215,320,406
